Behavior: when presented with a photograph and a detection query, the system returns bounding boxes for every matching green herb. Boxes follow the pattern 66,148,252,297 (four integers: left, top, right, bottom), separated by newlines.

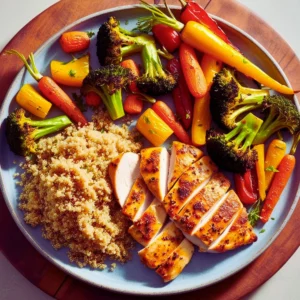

143,116,151,124
271,217,275,220
86,31,95,38
100,128,105,133
72,93,87,112
265,166,279,172
248,199,262,227
185,113,191,120
149,129,156,134
259,229,266,234
242,58,248,64
69,69,76,77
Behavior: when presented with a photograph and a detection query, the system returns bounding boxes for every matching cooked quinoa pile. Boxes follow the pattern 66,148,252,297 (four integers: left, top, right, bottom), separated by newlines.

18,110,142,269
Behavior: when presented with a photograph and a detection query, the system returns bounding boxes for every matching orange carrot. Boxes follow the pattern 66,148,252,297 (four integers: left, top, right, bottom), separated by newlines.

179,43,207,98
120,59,140,93
260,154,296,223
152,101,191,144
59,31,90,53
85,91,102,107
6,50,88,125
124,94,143,114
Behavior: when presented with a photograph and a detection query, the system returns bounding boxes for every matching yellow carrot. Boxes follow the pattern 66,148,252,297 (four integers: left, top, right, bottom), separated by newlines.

191,54,222,146
136,108,173,146
50,54,89,87
253,144,266,200
16,84,52,118
265,139,287,190
181,21,294,95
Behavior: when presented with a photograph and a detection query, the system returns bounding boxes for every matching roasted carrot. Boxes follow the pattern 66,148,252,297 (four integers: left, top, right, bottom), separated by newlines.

85,91,102,107
59,31,90,53
124,94,143,114
260,154,296,223
120,59,140,93
152,101,191,144
253,144,266,201
179,43,207,98
6,50,88,125
264,139,287,191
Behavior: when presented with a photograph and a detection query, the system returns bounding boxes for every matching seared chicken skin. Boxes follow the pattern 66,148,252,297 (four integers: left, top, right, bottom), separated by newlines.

209,207,257,252
138,222,184,269
128,198,167,247
176,172,231,234
156,238,194,282
140,147,170,201
122,177,152,222
167,141,203,190
163,156,218,218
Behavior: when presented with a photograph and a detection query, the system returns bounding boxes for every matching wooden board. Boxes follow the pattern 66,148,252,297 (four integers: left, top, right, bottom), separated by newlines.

0,0,299,299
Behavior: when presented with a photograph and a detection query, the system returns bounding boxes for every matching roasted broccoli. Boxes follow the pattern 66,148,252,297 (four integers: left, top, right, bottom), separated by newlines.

97,16,178,96
253,95,300,154
210,68,269,130
6,108,71,156
81,64,135,120
206,113,263,173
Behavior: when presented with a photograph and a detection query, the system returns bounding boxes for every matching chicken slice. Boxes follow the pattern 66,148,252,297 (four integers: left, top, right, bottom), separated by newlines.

122,177,152,222
192,190,243,251
140,147,170,201
108,152,140,207
163,156,218,218
176,172,231,234
156,239,194,282
138,222,184,269
128,198,167,247
167,141,203,190
208,207,257,252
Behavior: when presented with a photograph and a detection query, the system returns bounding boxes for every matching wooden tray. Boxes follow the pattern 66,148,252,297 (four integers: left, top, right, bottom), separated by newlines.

0,0,299,299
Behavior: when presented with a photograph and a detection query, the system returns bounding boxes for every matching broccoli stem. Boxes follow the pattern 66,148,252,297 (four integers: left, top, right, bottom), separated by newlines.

290,132,300,155
101,86,125,121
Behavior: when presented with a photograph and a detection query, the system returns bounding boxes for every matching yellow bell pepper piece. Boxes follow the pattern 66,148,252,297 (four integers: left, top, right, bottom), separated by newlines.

192,54,222,146
253,144,266,201
264,139,286,191
16,84,52,118
136,108,173,146
181,21,294,95
50,54,89,87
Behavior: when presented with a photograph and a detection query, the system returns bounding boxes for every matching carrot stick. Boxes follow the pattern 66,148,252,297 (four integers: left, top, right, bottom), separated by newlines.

120,59,140,93
260,154,296,223
124,94,143,114
152,101,191,144
179,43,207,98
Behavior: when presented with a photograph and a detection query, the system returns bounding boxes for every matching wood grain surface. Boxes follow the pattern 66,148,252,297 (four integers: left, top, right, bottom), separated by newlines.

0,0,299,299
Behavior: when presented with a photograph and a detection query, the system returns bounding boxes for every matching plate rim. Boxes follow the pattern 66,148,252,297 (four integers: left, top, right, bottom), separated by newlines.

0,4,299,296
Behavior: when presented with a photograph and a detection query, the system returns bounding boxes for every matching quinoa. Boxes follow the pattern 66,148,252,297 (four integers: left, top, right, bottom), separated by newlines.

18,110,142,269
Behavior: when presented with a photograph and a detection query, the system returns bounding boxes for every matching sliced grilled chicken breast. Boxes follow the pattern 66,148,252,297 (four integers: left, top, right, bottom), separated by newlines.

122,177,152,222
192,190,243,251
163,156,218,218
156,238,194,282
128,198,167,247
175,172,231,234
108,152,140,207
138,222,184,269
208,207,257,252
140,147,170,201
167,141,203,190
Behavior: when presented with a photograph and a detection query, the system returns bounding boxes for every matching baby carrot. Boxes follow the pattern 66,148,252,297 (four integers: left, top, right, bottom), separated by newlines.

179,43,207,98
124,94,143,114
120,59,140,93
59,31,90,53
260,154,296,223
152,100,191,144
6,50,87,125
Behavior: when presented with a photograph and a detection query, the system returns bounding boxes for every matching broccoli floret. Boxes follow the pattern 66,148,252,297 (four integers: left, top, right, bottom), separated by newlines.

206,113,263,173
6,108,71,156
97,16,178,96
210,68,269,130
253,95,300,154
81,64,135,120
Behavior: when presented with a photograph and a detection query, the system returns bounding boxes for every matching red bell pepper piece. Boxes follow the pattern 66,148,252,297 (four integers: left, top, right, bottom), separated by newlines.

179,0,236,49
166,58,193,130
234,168,258,205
